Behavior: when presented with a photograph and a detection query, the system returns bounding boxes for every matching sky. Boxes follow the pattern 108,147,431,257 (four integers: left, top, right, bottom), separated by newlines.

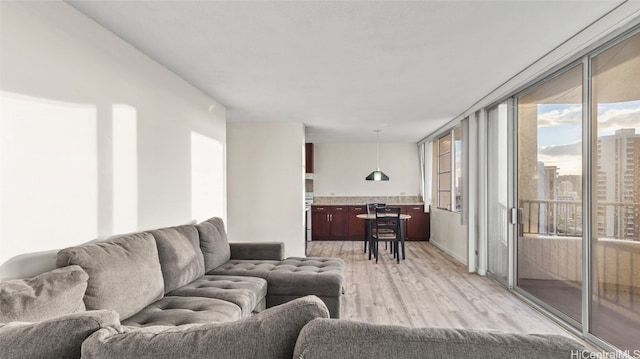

536,100,640,176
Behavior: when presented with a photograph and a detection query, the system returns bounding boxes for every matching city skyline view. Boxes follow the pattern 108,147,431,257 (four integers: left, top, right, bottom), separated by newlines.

537,99,640,176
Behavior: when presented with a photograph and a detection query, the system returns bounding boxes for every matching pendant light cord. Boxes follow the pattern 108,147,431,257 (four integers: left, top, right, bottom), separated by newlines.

375,130,380,170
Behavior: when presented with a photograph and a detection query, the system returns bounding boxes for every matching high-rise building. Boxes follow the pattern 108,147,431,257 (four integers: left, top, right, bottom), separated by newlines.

596,128,640,241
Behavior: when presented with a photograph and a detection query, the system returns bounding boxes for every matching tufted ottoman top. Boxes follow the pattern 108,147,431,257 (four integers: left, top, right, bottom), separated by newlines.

122,296,242,327
208,257,344,297
167,275,267,317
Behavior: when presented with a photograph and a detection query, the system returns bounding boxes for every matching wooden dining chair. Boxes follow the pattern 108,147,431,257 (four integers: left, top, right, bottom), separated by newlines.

364,203,386,254
371,206,401,263
366,203,386,215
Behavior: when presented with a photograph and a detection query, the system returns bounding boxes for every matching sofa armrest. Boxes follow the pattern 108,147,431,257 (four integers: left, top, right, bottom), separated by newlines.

0,310,119,359
81,296,328,359
229,242,285,260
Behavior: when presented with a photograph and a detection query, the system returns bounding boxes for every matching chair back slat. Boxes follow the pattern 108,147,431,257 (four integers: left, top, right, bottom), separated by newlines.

366,203,386,215
375,207,400,232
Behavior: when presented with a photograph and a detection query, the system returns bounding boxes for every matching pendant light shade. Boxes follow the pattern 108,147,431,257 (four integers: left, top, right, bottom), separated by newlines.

366,170,389,181
365,130,389,181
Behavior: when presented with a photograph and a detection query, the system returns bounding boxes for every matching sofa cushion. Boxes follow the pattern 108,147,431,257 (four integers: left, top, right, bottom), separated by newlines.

56,233,164,320
209,257,345,296
293,319,590,359
229,242,284,260
195,217,231,272
0,265,88,322
82,296,329,359
149,224,205,293
0,310,118,359
121,296,242,327
168,275,267,317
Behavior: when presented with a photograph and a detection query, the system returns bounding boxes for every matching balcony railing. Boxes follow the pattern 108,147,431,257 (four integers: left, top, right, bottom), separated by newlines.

519,199,640,319
520,199,640,241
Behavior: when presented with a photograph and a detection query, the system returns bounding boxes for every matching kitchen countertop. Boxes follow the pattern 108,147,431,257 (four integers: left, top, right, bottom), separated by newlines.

313,196,424,206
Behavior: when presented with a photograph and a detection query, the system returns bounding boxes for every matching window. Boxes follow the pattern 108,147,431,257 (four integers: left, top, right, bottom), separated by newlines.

454,128,462,212
434,127,462,212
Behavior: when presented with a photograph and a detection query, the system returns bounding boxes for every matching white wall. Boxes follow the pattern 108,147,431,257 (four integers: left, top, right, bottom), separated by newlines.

226,122,305,257
314,143,420,197
430,208,468,265
0,1,226,279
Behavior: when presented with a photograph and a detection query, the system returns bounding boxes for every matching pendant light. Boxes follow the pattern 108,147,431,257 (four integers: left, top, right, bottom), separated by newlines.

365,130,389,181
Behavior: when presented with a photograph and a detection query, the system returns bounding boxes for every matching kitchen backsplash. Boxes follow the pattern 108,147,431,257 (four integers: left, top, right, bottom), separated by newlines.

313,196,423,205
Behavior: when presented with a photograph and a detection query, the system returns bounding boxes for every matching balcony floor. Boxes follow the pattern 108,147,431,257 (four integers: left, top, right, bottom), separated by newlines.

519,278,639,351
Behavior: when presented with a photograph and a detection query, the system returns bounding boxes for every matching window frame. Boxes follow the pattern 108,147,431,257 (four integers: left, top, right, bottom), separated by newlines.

435,126,462,212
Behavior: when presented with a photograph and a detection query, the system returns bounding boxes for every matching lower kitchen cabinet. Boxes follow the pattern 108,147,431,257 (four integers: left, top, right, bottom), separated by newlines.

330,206,349,239
348,205,367,240
312,204,429,241
311,206,331,240
311,206,349,240
403,205,430,241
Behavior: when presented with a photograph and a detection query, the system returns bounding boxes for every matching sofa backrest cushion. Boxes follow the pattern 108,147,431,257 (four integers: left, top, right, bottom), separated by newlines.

82,295,329,359
149,224,205,293
0,310,119,359
293,319,590,359
0,265,88,322
196,217,231,272
56,233,164,320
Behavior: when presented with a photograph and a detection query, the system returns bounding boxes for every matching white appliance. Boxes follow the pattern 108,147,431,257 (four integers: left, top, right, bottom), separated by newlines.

305,175,313,244
305,192,313,242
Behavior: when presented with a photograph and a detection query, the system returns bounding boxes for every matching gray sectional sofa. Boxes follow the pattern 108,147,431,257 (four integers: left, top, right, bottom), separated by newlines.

0,216,591,358
55,217,345,323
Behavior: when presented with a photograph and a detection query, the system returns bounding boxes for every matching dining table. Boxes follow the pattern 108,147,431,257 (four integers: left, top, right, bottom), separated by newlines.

356,212,411,261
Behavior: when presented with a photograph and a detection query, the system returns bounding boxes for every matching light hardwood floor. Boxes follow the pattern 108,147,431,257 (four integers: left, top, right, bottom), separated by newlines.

308,240,580,338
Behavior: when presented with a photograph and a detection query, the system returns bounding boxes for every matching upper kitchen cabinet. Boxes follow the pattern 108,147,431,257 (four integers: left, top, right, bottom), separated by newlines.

305,143,314,173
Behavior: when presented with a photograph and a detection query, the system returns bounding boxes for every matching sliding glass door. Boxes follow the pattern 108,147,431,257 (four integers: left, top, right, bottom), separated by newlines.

516,65,584,324
484,28,640,353
590,31,640,351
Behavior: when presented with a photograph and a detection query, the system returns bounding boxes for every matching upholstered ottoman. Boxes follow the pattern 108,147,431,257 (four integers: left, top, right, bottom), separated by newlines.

207,257,345,318
123,275,268,327
122,296,242,327
168,275,267,316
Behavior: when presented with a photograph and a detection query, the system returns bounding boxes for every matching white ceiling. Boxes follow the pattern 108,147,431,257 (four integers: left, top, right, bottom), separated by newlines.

68,0,624,143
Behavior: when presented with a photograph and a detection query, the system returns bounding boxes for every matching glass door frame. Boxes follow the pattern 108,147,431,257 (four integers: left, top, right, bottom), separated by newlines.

485,24,640,354
511,60,587,334
582,26,640,353
485,99,516,290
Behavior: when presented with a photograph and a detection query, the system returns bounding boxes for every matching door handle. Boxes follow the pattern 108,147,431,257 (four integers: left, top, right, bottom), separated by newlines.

510,208,523,225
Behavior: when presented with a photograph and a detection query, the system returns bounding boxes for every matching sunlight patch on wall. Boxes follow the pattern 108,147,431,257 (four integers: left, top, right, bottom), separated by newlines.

112,104,138,234
0,91,97,263
191,131,224,222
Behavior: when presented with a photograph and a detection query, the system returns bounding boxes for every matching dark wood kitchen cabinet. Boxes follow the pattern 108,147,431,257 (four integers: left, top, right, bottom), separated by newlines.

330,206,349,239
312,205,348,240
403,205,430,241
305,143,314,173
311,206,331,240
313,204,429,241
348,205,367,240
